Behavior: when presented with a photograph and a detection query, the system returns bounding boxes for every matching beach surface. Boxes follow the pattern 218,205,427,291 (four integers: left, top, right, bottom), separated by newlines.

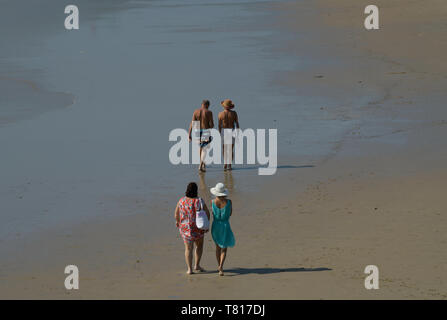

1,0,446,299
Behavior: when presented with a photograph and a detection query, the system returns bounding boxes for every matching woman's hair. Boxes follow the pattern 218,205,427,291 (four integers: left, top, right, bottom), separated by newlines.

185,182,198,198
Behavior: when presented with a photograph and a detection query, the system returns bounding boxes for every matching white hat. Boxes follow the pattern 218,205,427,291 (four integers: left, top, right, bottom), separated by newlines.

210,182,228,197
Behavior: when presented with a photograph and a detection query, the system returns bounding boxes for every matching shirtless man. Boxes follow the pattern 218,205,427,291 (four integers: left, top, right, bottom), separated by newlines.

189,99,214,172
218,99,240,171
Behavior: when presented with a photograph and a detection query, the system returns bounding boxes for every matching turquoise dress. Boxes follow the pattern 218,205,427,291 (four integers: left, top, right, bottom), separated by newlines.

211,199,235,248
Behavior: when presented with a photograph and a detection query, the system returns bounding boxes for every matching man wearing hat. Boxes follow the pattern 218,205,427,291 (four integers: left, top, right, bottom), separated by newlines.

218,99,240,171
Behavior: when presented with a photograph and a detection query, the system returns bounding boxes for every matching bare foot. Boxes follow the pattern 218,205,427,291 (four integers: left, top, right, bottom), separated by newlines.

194,266,206,272
186,270,194,275
218,267,224,276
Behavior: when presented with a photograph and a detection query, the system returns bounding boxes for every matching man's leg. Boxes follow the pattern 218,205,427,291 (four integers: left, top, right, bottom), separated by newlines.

223,143,232,170
228,143,235,170
199,147,205,171
222,144,227,170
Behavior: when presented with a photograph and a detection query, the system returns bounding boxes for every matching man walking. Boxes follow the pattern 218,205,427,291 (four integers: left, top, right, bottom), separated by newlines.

218,99,240,171
189,99,214,172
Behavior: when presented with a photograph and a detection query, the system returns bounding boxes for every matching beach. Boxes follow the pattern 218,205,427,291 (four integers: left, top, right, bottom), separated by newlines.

1,0,446,299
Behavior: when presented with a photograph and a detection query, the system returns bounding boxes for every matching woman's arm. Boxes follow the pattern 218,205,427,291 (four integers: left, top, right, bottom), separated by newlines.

174,203,180,227
203,202,211,220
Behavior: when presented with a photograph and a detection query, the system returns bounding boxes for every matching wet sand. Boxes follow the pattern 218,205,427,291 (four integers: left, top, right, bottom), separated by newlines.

1,0,447,299
3,131,446,299
0,77,74,126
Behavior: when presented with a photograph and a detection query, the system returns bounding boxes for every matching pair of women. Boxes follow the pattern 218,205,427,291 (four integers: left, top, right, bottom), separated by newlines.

175,182,235,276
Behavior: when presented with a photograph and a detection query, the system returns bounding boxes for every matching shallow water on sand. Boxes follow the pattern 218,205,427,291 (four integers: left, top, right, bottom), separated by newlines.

0,0,372,245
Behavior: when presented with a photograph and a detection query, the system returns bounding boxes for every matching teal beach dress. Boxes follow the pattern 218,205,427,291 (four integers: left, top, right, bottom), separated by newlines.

211,199,235,248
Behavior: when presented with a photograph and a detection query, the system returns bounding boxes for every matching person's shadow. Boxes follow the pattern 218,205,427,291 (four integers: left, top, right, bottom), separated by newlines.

206,267,331,276
231,165,314,171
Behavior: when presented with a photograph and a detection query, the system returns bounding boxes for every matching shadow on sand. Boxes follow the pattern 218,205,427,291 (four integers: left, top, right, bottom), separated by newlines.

231,165,315,171
204,267,331,276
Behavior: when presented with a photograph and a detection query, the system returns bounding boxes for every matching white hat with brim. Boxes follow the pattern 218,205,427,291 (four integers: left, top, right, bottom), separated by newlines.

210,182,228,197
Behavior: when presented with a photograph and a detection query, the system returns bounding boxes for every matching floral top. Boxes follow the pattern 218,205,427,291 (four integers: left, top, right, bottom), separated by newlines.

177,196,205,242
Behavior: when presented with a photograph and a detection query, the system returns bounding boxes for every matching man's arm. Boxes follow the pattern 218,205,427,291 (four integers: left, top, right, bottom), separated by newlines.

234,111,240,129
188,111,197,141
218,113,222,134
210,112,214,129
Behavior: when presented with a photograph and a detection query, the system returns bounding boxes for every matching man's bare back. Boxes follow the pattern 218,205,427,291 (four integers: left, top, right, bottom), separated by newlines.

218,110,239,132
219,109,240,171
193,108,214,130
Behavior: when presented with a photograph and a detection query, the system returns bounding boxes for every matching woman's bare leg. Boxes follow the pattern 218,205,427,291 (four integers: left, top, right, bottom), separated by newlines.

184,241,194,274
215,245,221,266
218,248,227,276
194,238,205,271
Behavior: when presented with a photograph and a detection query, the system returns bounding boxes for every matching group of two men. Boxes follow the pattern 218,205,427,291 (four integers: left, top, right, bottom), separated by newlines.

188,99,240,172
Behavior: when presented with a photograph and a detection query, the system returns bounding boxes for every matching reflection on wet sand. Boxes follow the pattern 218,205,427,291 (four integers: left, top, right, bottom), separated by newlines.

198,172,211,204
198,170,235,205
223,171,234,194
0,77,74,126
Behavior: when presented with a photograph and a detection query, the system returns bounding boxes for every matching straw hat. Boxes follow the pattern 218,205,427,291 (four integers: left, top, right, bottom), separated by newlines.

210,182,228,197
221,99,235,110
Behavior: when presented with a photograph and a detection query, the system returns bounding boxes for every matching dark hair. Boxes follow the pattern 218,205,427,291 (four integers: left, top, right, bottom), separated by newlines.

185,182,198,198
202,99,210,107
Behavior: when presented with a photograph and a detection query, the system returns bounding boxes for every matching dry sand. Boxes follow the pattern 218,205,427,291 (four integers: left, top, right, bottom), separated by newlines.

1,0,447,299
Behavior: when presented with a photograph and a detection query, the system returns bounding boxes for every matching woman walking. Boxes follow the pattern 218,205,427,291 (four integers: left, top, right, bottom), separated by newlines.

210,183,235,276
175,182,210,274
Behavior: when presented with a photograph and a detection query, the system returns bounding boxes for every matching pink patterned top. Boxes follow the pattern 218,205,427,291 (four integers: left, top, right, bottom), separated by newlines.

177,196,205,242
